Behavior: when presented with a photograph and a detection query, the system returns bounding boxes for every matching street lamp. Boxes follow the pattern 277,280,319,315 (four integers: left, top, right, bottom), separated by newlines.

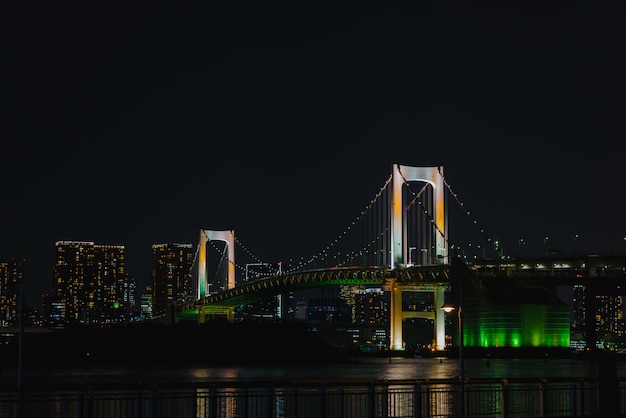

441,279,464,417
408,247,416,266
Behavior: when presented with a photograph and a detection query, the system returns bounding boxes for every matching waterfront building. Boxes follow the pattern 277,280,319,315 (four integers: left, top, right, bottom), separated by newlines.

140,285,153,321
572,283,625,349
354,287,388,326
307,287,390,351
151,242,194,318
454,260,571,349
0,258,24,326
306,286,352,323
51,241,132,327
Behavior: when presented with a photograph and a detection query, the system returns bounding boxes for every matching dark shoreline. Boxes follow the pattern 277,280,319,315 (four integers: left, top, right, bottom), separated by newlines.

1,321,353,367
2,321,621,368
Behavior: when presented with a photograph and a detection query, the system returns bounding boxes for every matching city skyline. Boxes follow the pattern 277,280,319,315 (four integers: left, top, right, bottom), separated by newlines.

5,221,624,308
3,3,625,304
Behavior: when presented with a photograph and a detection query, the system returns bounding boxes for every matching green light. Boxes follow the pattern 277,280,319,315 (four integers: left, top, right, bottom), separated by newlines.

463,302,570,349
510,334,521,347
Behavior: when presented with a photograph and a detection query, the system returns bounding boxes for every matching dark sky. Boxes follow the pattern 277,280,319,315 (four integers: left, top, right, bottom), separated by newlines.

3,2,625,304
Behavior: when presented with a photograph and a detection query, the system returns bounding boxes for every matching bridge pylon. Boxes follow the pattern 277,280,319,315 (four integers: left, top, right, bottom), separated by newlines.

198,229,236,323
391,164,447,268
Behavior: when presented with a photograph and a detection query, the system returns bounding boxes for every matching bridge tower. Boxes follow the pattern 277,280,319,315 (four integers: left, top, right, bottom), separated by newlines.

391,164,447,268
389,164,448,351
198,229,236,322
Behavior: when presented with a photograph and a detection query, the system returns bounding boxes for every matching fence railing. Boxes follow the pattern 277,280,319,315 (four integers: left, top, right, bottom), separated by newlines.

0,377,624,418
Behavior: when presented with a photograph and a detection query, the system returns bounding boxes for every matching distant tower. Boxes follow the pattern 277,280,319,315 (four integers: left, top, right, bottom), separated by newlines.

151,243,194,318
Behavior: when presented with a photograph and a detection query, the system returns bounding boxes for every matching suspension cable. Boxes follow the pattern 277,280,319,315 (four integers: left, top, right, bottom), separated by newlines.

284,173,393,273
441,174,503,258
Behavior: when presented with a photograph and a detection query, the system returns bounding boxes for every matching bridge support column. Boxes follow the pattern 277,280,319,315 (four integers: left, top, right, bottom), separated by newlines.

227,308,235,323
390,283,404,351
434,285,446,350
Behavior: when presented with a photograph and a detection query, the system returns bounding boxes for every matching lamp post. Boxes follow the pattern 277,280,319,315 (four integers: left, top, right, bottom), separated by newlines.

441,279,464,417
408,247,416,266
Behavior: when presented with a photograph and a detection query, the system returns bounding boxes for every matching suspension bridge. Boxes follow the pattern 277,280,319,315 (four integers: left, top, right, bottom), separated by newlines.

174,164,626,353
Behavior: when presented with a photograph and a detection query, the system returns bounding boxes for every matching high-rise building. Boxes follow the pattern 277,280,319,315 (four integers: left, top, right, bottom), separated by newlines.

0,258,24,327
151,243,194,318
354,287,388,326
51,241,133,327
140,285,153,321
571,283,624,349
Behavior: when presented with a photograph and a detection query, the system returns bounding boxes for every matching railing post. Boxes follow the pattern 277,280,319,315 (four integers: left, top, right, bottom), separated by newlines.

292,387,299,418
500,379,509,418
599,351,619,417
266,384,274,418
189,388,196,418
538,379,547,417
380,383,388,418
241,385,249,418
147,384,156,418
368,383,376,418
133,386,142,418
338,387,344,418
460,377,466,418
80,385,93,418
317,384,326,418
209,384,217,418
575,378,583,417
413,382,422,418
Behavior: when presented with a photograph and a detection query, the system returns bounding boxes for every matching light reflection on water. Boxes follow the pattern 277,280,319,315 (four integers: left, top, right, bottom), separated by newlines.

4,357,620,418
3,356,619,384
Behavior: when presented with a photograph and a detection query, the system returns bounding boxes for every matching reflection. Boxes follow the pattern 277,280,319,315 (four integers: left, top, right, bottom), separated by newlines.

376,357,460,380
189,367,246,380
188,366,293,381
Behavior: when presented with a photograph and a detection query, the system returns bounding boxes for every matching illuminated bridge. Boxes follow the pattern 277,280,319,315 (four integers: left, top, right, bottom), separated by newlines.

175,164,626,353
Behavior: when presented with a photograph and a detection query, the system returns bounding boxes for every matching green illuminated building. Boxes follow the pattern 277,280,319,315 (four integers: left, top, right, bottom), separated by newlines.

452,259,570,349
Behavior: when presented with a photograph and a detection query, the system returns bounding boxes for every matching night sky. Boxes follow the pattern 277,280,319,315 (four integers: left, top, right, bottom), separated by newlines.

3,2,625,304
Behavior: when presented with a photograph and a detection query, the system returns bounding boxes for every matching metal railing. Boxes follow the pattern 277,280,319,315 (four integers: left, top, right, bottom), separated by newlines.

0,377,623,418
